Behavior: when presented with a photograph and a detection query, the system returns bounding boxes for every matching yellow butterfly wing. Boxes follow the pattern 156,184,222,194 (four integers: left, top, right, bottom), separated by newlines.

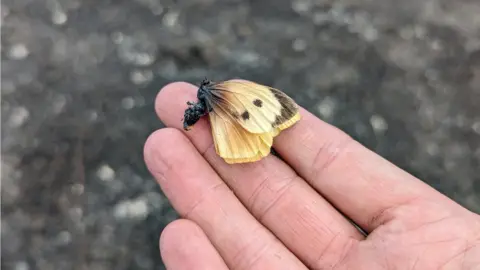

208,107,275,164
209,80,301,134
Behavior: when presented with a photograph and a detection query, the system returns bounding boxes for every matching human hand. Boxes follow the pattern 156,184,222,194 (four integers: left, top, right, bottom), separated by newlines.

144,82,480,270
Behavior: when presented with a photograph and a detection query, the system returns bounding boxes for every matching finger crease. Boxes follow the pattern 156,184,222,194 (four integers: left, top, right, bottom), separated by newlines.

367,195,422,230
331,237,357,270
310,136,354,184
200,142,215,158
312,232,340,268
246,174,270,212
183,181,227,220
256,176,297,223
233,240,271,270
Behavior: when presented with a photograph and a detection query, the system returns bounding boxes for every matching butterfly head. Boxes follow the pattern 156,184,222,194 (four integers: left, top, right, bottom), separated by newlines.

200,77,212,87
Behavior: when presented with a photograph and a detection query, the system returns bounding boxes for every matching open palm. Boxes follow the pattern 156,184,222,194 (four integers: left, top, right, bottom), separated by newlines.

144,82,480,270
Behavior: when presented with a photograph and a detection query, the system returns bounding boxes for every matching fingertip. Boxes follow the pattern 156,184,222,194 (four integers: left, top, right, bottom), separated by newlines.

156,81,196,103
143,127,191,178
153,81,214,153
159,219,188,254
155,81,198,124
144,127,180,153
160,219,228,270
159,219,200,252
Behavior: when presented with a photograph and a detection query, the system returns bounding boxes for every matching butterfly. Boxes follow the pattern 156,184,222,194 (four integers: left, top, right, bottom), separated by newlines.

183,78,301,164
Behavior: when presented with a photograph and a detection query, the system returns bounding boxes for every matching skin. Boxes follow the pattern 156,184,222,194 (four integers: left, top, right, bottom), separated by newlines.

144,81,480,270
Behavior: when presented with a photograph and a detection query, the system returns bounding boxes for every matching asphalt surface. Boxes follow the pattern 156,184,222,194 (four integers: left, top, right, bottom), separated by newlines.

2,0,480,269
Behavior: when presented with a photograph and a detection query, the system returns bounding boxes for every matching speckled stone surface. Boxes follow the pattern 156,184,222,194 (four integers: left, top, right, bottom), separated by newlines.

2,0,480,269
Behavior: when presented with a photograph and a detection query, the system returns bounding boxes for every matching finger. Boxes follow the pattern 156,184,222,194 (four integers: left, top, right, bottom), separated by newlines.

144,128,307,270
272,105,467,232
155,82,364,269
160,219,229,270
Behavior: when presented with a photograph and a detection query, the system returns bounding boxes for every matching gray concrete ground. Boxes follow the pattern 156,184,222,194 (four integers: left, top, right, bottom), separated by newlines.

2,0,480,269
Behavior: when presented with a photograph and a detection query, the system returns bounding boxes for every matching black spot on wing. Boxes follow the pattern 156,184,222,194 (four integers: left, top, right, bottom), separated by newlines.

241,111,250,120
270,88,297,127
253,99,263,107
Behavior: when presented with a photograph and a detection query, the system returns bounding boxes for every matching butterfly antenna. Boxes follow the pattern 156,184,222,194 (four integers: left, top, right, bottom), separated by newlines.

201,76,211,86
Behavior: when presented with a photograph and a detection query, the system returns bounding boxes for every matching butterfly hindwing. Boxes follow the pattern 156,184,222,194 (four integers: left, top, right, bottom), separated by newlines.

209,80,300,134
208,107,274,164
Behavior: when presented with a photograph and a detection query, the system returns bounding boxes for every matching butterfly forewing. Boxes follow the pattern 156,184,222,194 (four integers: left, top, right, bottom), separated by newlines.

209,80,299,134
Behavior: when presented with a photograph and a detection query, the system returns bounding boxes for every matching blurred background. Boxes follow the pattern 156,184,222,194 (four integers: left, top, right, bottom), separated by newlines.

2,0,479,269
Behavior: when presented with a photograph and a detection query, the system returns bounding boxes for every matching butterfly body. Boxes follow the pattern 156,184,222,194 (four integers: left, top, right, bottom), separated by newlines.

183,81,213,130
183,79,300,164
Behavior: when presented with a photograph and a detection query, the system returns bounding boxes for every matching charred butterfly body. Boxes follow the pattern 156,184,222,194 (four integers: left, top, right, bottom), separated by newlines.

183,78,301,164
